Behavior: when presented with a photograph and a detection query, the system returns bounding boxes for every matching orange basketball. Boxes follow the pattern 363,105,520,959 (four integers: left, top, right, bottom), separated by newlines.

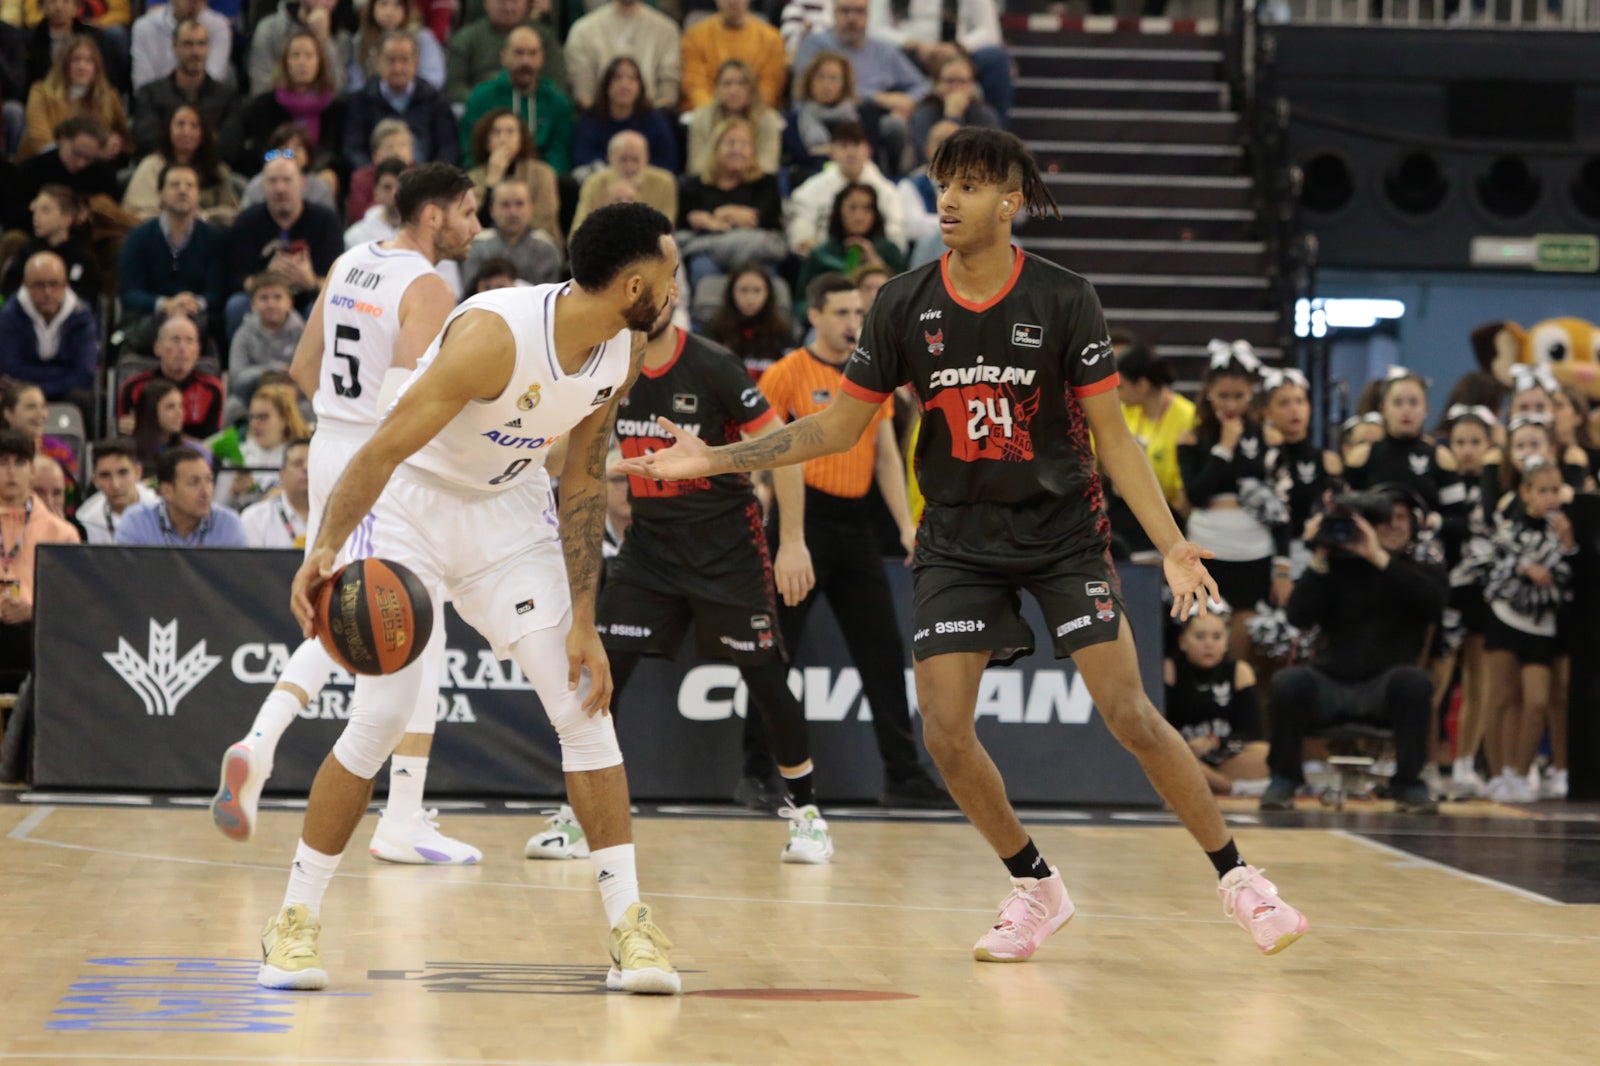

314,559,433,676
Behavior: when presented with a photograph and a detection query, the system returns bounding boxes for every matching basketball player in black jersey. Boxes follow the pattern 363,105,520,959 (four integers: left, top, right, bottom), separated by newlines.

620,128,1308,961
596,298,834,863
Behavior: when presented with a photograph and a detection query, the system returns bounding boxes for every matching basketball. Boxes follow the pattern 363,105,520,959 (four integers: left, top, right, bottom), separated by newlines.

313,559,433,676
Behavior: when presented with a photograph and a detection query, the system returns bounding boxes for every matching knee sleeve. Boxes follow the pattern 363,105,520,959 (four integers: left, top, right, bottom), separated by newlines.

510,619,623,773
277,637,336,701
331,655,437,779
400,597,448,736
740,662,810,768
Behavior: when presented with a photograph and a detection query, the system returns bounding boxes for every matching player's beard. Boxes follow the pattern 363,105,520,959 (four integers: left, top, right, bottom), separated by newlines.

623,282,663,332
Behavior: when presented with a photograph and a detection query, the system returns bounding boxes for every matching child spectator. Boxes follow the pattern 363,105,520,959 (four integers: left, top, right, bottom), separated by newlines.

227,272,306,423
1164,605,1269,797
1440,404,1497,797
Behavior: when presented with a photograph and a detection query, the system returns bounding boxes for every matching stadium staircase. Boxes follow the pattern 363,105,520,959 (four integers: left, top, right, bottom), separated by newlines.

1003,13,1304,386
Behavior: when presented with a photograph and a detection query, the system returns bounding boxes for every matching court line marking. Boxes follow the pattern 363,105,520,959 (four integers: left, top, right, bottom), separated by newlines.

8,811,1589,939
1331,829,1563,906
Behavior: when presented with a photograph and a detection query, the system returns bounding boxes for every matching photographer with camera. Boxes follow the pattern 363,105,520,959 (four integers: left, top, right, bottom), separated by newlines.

1259,485,1448,814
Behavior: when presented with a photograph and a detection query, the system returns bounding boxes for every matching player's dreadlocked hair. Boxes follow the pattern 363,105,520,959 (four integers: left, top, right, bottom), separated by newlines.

928,127,1061,221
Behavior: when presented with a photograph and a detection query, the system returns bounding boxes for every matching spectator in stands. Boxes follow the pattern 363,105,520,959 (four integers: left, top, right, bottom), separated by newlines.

792,0,928,177
685,59,782,177
0,252,99,417
78,439,158,544
11,117,119,228
681,0,788,112
23,0,129,95
459,27,574,175
571,129,677,234
241,438,311,548
117,317,226,439
1,22,28,155
2,382,79,484
237,34,347,192
350,0,445,93
778,0,831,57
465,108,562,243
788,49,859,171
1260,487,1445,814
130,17,238,160
0,432,80,690
572,56,678,176
341,119,409,222
866,0,1011,123
704,260,794,380
0,186,100,308
795,182,905,318
21,34,129,160
131,0,232,92
462,179,564,290
118,163,227,350
471,255,523,292
786,121,905,255
248,0,350,97
344,158,409,247
910,52,999,164
126,378,211,471
32,455,70,520
228,272,306,414
447,0,565,106
564,0,682,112
220,382,308,510
854,260,890,310
1115,342,1195,540
122,105,241,225
678,117,785,314
345,31,458,169
226,154,344,334
116,445,247,547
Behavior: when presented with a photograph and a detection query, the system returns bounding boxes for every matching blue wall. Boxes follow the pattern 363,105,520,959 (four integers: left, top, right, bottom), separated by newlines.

1317,269,1600,417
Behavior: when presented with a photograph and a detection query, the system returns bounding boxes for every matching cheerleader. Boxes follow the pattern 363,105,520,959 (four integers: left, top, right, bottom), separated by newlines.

1439,405,1497,796
1262,367,1342,605
1501,365,1591,491
1551,385,1597,488
1344,367,1467,525
1177,341,1286,659
1163,605,1269,796
1479,457,1576,803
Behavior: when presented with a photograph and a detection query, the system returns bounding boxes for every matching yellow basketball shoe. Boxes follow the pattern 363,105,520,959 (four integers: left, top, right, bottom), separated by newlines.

606,903,682,995
258,904,329,990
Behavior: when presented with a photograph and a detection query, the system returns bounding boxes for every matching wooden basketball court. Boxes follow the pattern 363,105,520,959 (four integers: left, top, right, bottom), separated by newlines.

3,798,1598,1065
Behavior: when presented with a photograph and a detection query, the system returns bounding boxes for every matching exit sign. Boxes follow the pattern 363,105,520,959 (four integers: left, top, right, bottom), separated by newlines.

1535,234,1599,273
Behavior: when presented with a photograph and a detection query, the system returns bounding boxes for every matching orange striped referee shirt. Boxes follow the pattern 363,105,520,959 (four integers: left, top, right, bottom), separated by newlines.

759,347,892,499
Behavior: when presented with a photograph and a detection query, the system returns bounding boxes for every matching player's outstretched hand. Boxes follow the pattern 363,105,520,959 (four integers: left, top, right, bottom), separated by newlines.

568,622,613,717
775,539,815,607
612,417,716,481
291,546,336,639
1164,541,1220,620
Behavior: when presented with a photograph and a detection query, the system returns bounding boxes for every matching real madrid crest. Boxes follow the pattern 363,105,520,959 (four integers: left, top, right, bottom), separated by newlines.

518,383,542,411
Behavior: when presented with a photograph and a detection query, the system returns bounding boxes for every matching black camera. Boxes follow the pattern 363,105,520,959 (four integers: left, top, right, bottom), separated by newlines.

1314,490,1398,548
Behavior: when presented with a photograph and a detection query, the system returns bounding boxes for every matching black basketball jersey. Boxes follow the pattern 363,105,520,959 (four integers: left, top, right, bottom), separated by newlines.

1164,656,1260,742
1346,433,1465,514
844,248,1115,515
1268,436,1334,540
615,328,777,526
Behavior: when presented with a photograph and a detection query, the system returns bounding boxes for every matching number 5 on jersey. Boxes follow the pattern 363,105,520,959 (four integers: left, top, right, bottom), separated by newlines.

333,324,362,398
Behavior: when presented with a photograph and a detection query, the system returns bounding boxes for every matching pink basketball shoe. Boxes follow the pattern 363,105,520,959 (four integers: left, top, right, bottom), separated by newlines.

1218,865,1308,955
972,867,1075,962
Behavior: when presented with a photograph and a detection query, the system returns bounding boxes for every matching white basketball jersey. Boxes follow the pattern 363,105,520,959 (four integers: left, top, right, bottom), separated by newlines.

396,284,634,495
312,242,440,428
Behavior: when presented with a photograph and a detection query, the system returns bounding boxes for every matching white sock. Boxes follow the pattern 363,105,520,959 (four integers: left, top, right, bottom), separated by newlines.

246,689,303,768
590,843,640,927
384,755,428,823
283,840,342,916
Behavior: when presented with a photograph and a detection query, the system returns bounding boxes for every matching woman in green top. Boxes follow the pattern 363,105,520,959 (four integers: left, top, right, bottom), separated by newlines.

795,183,907,319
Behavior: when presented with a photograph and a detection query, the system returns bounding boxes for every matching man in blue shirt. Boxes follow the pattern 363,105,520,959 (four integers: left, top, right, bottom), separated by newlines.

116,447,248,547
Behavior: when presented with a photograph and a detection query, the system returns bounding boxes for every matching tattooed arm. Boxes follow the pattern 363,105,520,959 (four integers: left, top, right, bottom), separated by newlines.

553,332,646,714
616,392,882,481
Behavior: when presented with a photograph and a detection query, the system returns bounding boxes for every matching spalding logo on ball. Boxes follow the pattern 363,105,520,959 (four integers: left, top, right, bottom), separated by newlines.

314,559,434,675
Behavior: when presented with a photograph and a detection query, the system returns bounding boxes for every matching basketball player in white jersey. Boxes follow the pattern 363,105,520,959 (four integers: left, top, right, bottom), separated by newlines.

257,203,682,995
209,164,483,866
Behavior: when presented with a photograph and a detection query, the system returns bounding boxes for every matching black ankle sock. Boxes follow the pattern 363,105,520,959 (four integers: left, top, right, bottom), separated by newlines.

782,770,815,808
1001,838,1051,881
1207,838,1246,879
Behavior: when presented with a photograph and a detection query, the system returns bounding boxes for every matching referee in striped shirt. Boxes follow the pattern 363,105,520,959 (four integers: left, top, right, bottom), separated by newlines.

748,273,952,807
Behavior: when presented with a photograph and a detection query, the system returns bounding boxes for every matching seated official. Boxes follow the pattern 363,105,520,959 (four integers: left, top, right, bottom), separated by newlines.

1260,487,1447,814
116,446,247,547
240,439,310,549
0,431,82,691
77,440,160,546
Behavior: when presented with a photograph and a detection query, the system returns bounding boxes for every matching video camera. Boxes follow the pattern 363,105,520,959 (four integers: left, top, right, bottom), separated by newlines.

1314,489,1408,549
